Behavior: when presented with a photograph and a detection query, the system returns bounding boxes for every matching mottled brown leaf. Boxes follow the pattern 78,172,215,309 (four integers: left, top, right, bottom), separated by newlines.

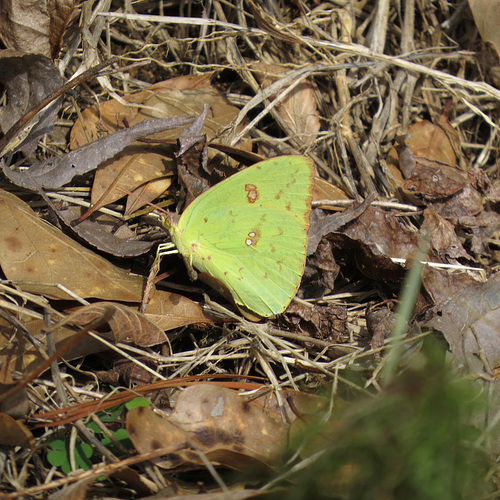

367,305,395,352
312,176,350,207
47,0,75,60
302,238,339,299
126,384,288,470
0,189,211,329
283,301,347,343
387,118,460,194
464,210,500,256
307,193,377,255
320,206,420,283
422,209,473,264
69,85,249,216
96,356,156,386
343,205,418,260
46,476,96,500
421,266,481,307
426,272,500,374
427,183,483,219
0,188,146,301
404,160,467,199
89,147,175,219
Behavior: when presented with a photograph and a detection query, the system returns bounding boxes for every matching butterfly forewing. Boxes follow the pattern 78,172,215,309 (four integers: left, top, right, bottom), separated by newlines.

169,156,314,317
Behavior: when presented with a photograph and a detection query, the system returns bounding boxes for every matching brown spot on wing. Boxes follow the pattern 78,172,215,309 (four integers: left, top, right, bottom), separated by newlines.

245,183,259,203
245,229,260,247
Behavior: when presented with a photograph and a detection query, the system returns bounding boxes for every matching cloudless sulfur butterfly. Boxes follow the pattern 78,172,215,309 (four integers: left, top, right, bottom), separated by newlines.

161,156,315,319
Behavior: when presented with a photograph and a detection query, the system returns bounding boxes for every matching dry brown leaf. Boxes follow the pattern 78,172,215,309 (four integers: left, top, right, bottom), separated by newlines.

342,206,419,260
46,476,97,500
428,180,484,219
0,0,74,59
145,288,214,335
159,491,268,500
250,62,321,146
126,384,288,470
69,82,222,148
146,73,214,91
0,188,145,301
0,297,199,380
53,206,155,258
421,266,481,307
0,356,29,418
125,177,172,216
0,413,35,448
3,116,193,191
283,302,347,343
0,50,62,156
90,149,175,216
0,189,211,329
325,205,418,283
61,302,168,347
312,177,350,208
426,272,500,375
0,298,209,382
401,120,457,166
469,0,500,58
422,209,473,264
0,317,106,376
366,305,396,352
70,85,251,214
404,160,468,199
387,119,459,196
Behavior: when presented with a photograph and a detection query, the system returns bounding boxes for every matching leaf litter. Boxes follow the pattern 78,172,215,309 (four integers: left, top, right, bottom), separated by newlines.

0,0,499,498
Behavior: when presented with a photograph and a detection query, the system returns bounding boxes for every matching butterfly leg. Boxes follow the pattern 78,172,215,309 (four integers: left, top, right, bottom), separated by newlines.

157,242,178,257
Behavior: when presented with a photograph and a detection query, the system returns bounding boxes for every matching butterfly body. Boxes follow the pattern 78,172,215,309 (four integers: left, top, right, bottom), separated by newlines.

167,156,314,318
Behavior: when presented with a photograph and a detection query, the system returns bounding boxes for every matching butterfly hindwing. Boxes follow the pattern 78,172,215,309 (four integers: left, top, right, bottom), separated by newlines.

169,156,314,317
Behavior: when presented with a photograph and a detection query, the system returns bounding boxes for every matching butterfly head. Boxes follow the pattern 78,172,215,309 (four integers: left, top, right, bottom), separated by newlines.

160,212,179,231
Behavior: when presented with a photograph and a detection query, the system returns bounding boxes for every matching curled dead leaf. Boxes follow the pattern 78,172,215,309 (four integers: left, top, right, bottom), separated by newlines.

61,302,169,347
0,413,35,448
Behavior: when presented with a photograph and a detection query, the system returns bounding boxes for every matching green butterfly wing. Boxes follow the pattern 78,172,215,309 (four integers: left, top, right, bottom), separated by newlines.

168,156,314,318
